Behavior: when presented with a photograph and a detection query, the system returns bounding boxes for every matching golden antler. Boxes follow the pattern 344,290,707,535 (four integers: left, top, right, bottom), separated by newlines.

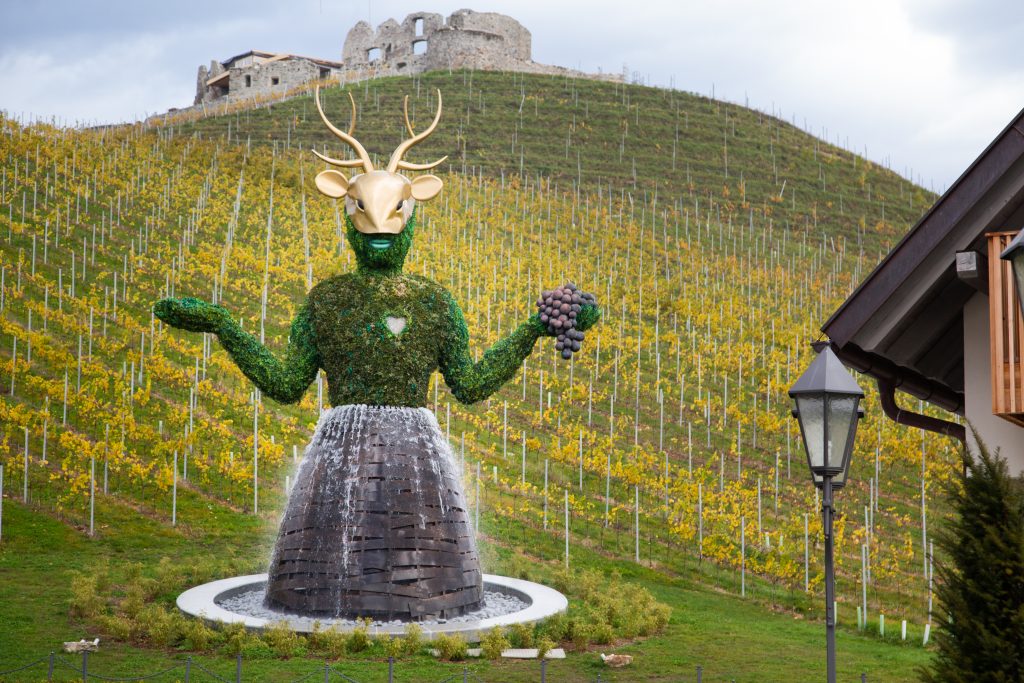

387,89,448,173
311,87,374,173
402,95,416,138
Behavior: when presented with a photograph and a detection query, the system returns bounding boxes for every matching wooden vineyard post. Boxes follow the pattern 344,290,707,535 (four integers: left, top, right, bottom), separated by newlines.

172,451,178,527
564,489,569,568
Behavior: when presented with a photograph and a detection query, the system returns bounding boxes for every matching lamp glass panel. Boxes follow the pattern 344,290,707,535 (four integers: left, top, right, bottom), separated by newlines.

795,394,825,469
825,395,857,472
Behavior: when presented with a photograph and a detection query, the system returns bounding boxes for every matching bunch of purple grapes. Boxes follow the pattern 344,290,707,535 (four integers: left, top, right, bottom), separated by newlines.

537,283,596,360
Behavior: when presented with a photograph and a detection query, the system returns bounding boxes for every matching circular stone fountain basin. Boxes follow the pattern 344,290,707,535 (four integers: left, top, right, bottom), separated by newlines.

177,574,567,642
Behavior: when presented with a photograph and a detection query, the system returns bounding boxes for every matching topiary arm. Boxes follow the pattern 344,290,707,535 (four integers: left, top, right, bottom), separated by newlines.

155,297,321,404
215,303,322,405
438,291,546,405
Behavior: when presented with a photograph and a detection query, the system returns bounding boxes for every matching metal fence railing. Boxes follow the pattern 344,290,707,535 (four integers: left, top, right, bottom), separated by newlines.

0,652,874,682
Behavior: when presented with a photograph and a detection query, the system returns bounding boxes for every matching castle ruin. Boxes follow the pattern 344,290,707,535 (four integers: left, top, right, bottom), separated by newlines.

342,9,532,75
193,9,614,106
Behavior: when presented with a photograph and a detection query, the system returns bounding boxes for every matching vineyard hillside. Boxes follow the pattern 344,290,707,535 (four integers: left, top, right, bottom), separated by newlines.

0,71,958,681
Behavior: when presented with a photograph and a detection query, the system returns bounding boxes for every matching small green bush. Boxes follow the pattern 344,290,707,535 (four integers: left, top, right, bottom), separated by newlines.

222,623,250,656
96,614,136,642
481,627,509,660
537,613,570,641
434,633,468,661
181,618,217,651
309,624,348,659
263,621,307,658
240,637,275,660
69,574,104,619
403,623,424,656
570,623,591,651
588,621,614,645
378,634,405,659
506,622,534,648
118,588,145,620
536,637,555,660
137,603,188,647
347,619,372,653
154,557,181,595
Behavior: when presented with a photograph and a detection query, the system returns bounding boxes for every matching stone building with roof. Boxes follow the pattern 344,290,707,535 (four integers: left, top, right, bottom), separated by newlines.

194,50,344,105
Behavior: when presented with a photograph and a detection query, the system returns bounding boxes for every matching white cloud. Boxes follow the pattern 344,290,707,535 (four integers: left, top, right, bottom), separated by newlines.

0,36,184,125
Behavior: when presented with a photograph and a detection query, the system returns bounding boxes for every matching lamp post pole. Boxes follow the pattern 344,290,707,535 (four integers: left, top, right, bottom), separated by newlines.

823,474,836,683
789,343,864,683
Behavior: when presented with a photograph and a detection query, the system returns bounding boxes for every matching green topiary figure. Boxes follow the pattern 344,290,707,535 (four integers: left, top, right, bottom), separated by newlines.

154,88,599,620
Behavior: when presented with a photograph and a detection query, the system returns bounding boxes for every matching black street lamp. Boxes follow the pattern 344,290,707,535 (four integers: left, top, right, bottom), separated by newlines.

789,341,864,683
1001,229,1024,316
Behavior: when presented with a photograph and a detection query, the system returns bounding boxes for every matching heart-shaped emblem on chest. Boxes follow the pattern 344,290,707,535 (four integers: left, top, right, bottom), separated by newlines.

385,316,407,336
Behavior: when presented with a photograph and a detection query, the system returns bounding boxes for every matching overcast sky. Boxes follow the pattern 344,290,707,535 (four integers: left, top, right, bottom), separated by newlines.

1,0,1021,191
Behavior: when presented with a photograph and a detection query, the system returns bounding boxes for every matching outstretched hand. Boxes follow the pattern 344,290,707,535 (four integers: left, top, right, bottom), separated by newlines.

575,301,601,332
533,283,601,343
154,297,229,334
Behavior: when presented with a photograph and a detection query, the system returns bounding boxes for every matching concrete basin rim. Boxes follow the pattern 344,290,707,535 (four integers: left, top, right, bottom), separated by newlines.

176,573,568,636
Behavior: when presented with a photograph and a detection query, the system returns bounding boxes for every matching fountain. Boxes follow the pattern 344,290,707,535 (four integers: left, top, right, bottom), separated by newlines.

159,87,598,639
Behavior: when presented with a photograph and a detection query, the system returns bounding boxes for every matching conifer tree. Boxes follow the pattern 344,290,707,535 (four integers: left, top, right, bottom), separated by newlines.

922,431,1024,682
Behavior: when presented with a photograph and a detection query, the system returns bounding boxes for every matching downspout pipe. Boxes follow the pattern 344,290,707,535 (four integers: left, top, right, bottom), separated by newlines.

877,378,966,445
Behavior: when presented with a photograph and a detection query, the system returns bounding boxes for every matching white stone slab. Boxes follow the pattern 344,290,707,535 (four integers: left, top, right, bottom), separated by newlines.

500,648,567,659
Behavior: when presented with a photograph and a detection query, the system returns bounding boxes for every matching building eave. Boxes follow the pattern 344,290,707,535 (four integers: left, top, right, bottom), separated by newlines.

822,105,1024,412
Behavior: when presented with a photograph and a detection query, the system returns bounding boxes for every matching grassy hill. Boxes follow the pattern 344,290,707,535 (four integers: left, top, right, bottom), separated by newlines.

179,70,935,258
0,70,957,681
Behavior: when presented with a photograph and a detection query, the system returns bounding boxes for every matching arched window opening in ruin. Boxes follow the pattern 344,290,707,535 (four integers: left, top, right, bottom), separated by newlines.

367,47,381,62
414,18,424,36
413,40,428,56
271,77,280,86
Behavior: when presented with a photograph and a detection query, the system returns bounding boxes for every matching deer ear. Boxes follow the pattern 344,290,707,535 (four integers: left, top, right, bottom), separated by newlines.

315,170,349,198
410,174,443,201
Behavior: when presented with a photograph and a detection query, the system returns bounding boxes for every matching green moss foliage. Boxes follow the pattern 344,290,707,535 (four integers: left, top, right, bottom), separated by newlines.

345,209,415,275
154,297,321,404
155,208,600,408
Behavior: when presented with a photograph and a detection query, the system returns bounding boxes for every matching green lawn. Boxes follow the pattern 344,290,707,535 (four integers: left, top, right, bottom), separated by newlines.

0,490,932,682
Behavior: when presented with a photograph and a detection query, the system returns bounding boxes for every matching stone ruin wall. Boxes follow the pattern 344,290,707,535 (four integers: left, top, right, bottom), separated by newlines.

342,9,607,79
188,9,619,111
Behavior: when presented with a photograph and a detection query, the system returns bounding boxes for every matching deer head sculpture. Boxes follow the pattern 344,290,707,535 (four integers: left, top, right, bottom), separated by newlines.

312,86,446,238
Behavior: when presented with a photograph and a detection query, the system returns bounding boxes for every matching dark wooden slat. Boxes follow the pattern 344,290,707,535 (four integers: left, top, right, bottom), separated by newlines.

264,406,483,619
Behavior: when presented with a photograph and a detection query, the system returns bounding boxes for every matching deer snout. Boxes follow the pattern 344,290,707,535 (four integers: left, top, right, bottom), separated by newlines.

346,172,413,235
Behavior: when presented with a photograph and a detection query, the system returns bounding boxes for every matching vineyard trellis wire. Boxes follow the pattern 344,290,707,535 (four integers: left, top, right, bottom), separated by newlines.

0,69,956,647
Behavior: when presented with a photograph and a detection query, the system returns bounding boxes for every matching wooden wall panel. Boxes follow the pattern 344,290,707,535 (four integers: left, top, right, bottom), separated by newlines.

987,231,1024,426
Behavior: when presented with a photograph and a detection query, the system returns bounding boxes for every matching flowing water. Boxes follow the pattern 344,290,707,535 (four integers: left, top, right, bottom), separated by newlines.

264,404,483,618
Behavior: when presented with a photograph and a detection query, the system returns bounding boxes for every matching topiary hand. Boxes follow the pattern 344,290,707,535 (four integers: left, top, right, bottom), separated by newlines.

154,297,230,334
575,301,601,332
532,284,601,361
